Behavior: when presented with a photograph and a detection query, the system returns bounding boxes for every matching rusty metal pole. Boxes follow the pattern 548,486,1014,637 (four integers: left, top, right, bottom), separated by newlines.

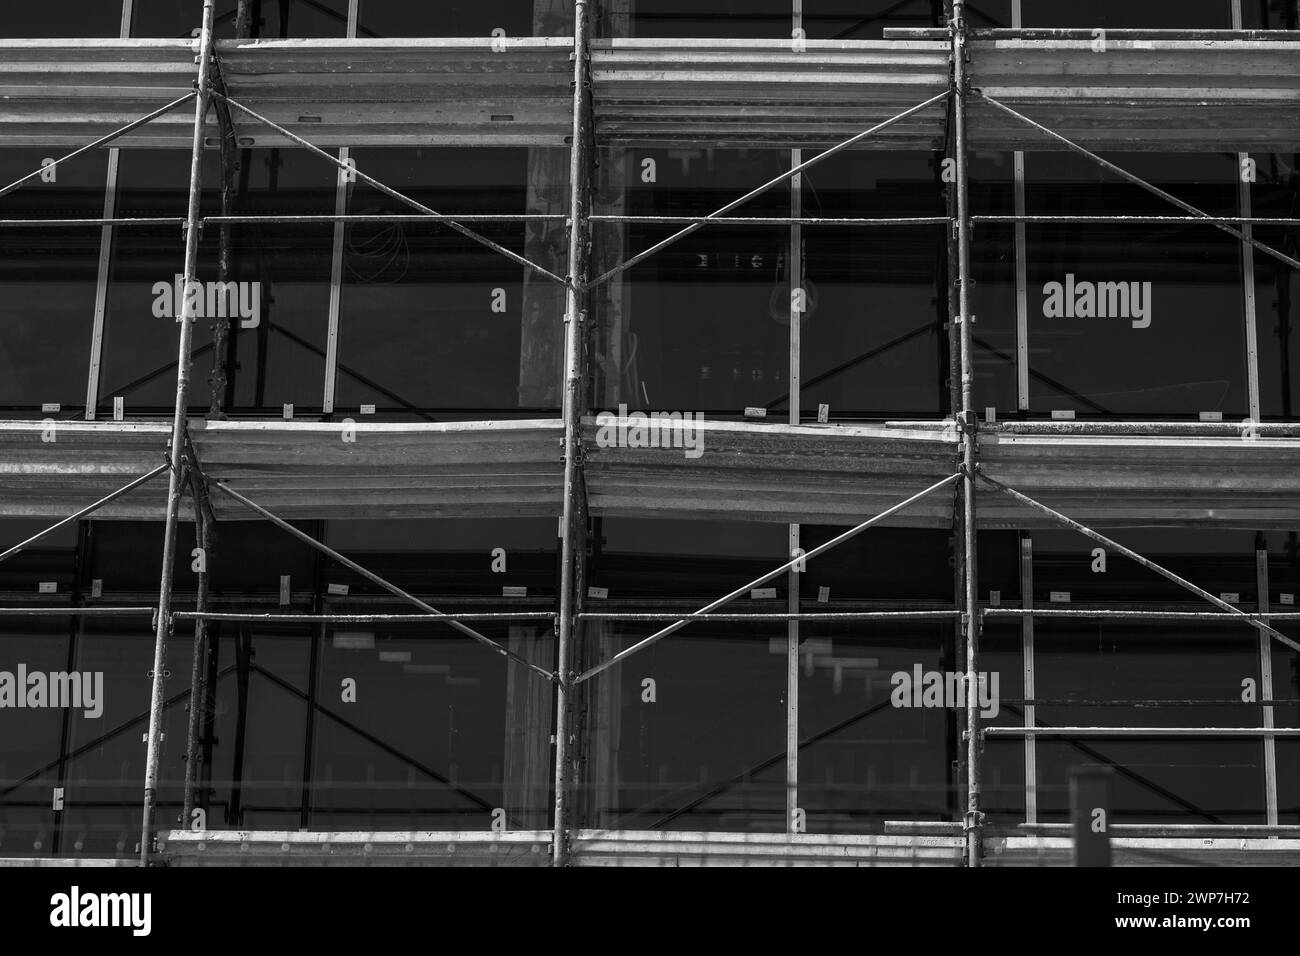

140,0,216,866
208,3,253,417
209,77,238,417
951,0,983,867
553,0,594,867
235,0,254,37
181,467,214,825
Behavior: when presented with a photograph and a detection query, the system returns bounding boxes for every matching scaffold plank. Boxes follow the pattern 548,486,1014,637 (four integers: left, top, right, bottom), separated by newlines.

0,419,1297,527
2,36,1298,150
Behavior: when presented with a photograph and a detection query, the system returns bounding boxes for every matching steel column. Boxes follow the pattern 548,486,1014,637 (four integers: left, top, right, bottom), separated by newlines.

553,0,595,867
321,144,348,416
140,0,216,866
84,145,121,420
952,0,983,867
1256,545,1279,826
322,2,358,416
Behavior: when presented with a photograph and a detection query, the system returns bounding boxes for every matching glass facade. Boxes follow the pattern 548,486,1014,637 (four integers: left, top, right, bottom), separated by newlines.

4,2,1294,425
1,0,1298,864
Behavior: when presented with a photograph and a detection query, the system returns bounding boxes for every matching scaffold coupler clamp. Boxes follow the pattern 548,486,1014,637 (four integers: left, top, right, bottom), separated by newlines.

963,809,985,835
956,408,979,440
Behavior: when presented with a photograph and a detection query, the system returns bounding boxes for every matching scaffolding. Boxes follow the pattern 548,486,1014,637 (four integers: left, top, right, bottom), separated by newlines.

2,0,1300,866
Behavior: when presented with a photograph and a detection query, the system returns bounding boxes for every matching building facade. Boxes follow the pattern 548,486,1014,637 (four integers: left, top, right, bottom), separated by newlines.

1,0,1298,866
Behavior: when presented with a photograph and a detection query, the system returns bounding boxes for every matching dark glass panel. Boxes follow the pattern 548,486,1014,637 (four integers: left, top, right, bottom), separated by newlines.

0,519,79,594
588,517,785,829
1024,152,1246,418
1243,4,1300,28
98,150,219,414
798,526,954,603
358,0,535,38
201,627,311,831
797,151,946,419
88,520,316,597
969,151,1017,417
219,149,336,413
308,618,532,830
1034,627,1264,823
805,0,955,39
0,622,71,858
320,518,557,600
596,148,790,417
0,2,123,38
1277,621,1300,822
981,623,1027,825
1022,0,1231,29
630,0,792,38
1037,741,1264,825
798,622,954,831
335,148,540,415
1280,740,1300,823
0,149,107,412
592,518,787,602
1032,528,1258,606
133,0,348,39
591,620,785,830
63,625,192,857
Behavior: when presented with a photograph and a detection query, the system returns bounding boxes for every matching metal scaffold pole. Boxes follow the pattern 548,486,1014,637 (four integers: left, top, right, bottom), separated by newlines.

553,0,594,867
951,0,983,867
140,0,216,867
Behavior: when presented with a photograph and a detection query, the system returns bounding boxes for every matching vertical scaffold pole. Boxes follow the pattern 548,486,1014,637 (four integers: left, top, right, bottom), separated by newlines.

553,0,594,866
951,0,983,866
786,0,803,840
140,0,216,866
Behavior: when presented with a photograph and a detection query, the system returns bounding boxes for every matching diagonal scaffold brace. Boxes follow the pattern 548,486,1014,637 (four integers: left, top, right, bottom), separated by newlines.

0,92,198,204
0,463,170,565
573,472,963,685
581,88,954,292
975,90,1300,274
203,89,568,287
207,479,556,683
974,468,1300,655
